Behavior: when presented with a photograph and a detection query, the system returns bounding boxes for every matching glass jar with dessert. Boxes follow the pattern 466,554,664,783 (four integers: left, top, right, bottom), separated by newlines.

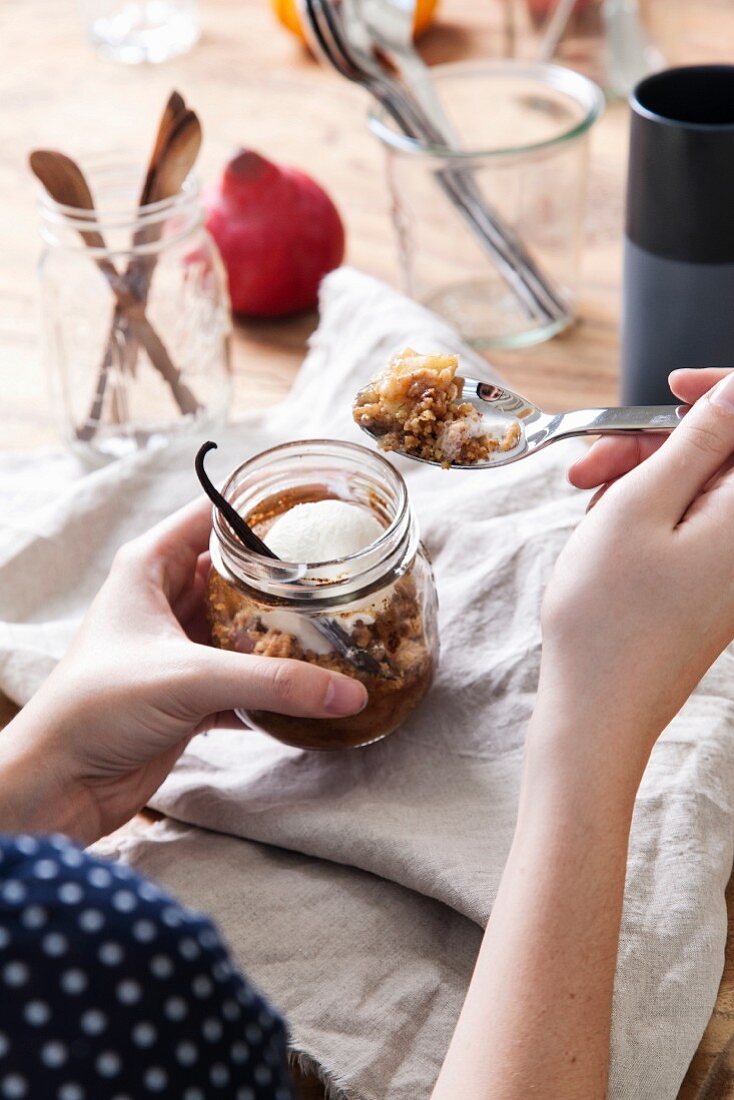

205,440,439,751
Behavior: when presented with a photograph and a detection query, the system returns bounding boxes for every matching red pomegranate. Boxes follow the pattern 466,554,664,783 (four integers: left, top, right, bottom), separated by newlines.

203,149,345,318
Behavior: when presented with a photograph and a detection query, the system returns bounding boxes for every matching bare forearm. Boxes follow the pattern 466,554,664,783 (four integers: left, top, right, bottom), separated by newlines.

0,701,97,843
433,715,642,1100
434,368,734,1098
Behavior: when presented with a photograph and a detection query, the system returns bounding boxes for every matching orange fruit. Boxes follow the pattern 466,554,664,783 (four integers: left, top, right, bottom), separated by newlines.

272,0,439,43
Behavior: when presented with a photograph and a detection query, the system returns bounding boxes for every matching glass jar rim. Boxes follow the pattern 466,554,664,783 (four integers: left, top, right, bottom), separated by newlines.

215,438,410,570
36,158,202,257
36,156,200,230
210,439,421,608
367,59,605,160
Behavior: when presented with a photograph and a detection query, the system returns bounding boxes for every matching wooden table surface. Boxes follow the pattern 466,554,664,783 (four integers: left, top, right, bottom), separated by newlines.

1,1,734,1096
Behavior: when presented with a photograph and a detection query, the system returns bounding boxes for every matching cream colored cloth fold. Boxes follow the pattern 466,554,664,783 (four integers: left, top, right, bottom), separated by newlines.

1,267,733,1099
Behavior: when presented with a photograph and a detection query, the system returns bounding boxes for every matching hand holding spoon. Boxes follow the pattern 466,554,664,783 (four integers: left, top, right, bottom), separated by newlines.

357,377,688,470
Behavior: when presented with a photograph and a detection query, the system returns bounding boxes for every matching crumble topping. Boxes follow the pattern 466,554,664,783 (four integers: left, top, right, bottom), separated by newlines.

353,348,521,467
206,486,435,751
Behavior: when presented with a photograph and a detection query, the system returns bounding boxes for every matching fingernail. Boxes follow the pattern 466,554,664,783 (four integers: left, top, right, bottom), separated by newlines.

325,676,368,716
710,372,734,412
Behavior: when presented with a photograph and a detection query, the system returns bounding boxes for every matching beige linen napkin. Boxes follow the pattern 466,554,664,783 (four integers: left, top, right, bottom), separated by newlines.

1,267,733,1099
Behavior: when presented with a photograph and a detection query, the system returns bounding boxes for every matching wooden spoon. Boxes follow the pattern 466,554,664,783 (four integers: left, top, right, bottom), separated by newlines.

121,104,203,390
130,106,202,262
113,91,188,382
29,150,118,284
139,89,186,207
148,108,202,204
86,96,202,436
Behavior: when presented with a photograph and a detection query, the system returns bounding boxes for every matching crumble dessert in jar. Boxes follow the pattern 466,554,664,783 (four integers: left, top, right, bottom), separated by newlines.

206,440,438,750
353,347,521,466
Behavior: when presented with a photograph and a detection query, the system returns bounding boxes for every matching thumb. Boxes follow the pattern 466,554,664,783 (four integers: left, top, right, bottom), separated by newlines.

638,372,734,522
182,647,368,720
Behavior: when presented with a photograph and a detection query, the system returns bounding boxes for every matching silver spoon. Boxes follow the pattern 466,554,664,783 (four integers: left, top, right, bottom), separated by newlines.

347,0,458,138
357,378,688,469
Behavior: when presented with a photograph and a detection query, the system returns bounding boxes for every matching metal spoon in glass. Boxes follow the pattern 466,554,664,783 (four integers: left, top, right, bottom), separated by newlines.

357,378,688,469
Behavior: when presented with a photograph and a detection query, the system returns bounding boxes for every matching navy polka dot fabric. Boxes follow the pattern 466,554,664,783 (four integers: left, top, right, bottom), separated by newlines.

0,834,295,1100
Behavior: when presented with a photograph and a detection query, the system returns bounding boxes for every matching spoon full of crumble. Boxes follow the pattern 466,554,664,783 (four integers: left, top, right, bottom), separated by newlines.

352,349,688,469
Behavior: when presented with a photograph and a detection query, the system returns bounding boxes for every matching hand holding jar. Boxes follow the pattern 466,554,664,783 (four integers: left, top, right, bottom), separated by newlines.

0,496,368,847
0,439,440,844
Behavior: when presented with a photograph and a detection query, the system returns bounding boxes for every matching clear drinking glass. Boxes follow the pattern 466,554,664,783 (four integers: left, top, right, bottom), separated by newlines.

506,1,663,98
37,160,232,463
206,440,439,751
368,60,603,350
640,0,734,67
79,0,200,64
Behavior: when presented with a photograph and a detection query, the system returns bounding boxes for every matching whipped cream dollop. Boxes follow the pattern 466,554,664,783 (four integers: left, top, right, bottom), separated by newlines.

264,499,383,564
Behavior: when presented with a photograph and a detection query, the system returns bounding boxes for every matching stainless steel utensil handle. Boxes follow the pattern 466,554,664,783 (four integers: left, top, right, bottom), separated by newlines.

548,405,687,442
436,169,570,323
398,99,570,324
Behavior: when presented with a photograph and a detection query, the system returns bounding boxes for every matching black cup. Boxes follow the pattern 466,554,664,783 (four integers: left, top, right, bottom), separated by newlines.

622,65,734,405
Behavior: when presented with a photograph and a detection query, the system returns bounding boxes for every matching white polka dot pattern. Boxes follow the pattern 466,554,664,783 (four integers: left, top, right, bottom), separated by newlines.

115,980,141,1005
80,1009,106,1036
0,1072,28,1098
23,1001,50,1027
0,835,295,1098
58,884,84,906
20,906,46,929
2,963,29,988
40,1041,67,1068
95,1052,121,1078
131,1022,157,1049
60,969,87,995
78,909,105,933
98,942,123,967
42,933,68,958
58,1084,84,1100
